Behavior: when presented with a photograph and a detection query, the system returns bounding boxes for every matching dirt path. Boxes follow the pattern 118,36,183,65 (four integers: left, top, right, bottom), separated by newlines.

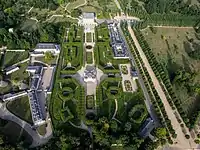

112,99,118,119
151,25,194,29
127,25,196,149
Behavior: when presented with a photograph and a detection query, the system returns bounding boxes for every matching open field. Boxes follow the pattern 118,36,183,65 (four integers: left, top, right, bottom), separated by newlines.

142,27,200,116
20,19,38,32
6,96,33,124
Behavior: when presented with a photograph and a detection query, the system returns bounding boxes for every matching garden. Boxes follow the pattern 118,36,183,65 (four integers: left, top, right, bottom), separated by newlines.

120,65,128,74
62,26,83,74
124,80,133,92
86,95,94,109
94,23,129,74
51,78,85,127
86,52,93,64
86,32,93,43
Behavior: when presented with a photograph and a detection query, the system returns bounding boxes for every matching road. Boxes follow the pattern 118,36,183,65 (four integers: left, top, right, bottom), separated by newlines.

0,102,52,148
127,25,196,149
118,24,159,125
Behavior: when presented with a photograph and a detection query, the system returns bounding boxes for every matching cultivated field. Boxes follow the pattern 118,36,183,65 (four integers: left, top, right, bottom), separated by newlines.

142,27,200,115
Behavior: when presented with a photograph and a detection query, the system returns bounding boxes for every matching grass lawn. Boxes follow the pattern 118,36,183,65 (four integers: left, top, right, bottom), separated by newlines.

2,121,33,145
86,32,92,43
46,16,78,24
37,124,47,136
20,19,38,32
86,52,93,64
86,95,94,109
35,56,58,65
4,51,29,67
0,82,13,95
7,96,33,124
10,62,29,81
66,0,86,12
142,27,200,115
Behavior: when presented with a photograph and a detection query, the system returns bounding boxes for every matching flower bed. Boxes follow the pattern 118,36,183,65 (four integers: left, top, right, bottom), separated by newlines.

121,65,128,75
124,80,132,91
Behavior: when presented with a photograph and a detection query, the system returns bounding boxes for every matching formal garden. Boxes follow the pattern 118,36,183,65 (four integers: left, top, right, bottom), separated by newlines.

61,24,84,74
121,65,128,74
51,78,85,126
86,95,94,109
124,80,133,92
94,23,129,74
86,52,93,64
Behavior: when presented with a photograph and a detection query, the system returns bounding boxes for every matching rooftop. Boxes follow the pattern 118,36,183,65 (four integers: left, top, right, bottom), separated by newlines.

83,12,95,19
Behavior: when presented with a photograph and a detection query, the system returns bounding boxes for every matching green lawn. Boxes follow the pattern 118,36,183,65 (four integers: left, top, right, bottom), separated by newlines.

142,27,200,115
4,51,29,67
6,96,33,124
52,78,85,127
86,52,93,64
86,32,92,43
37,124,47,136
10,62,29,82
62,25,83,71
66,0,86,12
86,95,94,109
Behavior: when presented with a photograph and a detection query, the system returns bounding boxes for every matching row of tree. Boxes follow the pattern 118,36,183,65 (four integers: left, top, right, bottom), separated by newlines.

120,21,175,145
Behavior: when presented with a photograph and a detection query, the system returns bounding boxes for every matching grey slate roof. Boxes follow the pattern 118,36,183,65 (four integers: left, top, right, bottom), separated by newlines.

83,12,95,19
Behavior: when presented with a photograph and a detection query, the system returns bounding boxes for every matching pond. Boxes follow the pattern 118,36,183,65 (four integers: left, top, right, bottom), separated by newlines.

86,45,92,49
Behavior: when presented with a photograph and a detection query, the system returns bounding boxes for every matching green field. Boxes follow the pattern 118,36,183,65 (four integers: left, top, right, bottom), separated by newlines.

6,96,33,124
142,27,200,116
66,0,86,12
4,51,29,67
86,32,92,42
86,52,93,64
37,124,47,136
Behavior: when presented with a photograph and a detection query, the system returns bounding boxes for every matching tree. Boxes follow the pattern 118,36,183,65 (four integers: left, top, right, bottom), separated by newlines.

110,120,118,132
124,122,132,132
155,127,167,138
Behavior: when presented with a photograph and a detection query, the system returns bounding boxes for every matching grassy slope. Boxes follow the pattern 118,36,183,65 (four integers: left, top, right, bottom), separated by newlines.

142,27,200,114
